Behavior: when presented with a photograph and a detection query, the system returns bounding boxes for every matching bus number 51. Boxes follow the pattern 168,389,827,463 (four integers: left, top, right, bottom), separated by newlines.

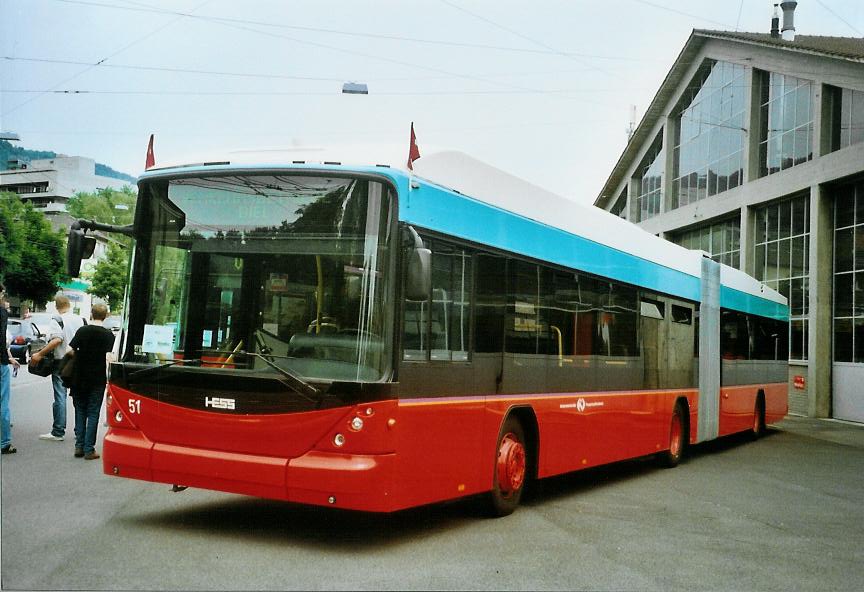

128,399,141,414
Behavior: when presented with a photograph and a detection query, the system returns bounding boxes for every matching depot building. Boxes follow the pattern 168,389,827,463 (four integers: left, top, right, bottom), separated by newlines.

594,8,864,422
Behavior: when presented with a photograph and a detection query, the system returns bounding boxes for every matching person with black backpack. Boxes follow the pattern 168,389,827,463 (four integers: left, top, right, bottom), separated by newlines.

29,294,86,442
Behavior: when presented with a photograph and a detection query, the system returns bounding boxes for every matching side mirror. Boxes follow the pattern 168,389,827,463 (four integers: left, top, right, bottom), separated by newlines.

405,226,431,301
406,247,431,301
67,221,97,277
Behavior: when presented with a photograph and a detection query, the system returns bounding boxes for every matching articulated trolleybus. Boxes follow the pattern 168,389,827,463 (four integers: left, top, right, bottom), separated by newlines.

67,146,788,516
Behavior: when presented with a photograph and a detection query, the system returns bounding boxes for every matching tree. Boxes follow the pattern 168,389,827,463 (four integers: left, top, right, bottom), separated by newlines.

0,193,25,280
66,186,136,226
67,187,138,312
0,191,65,304
88,242,128,311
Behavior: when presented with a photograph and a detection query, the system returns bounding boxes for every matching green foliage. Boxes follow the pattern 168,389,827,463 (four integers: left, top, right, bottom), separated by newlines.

68,187,138,312
66,186,137,226
0,191,65,304
88,242,129,311
0,194,26,279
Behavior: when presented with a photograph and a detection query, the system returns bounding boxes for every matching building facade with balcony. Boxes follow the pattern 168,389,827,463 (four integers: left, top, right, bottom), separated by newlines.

594,29,864,422
0,155,130,231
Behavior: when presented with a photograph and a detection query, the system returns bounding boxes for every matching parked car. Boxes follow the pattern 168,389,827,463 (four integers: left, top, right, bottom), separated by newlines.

28,312,57,337
6,318,36,364
26,312,58,355
104,315,122,333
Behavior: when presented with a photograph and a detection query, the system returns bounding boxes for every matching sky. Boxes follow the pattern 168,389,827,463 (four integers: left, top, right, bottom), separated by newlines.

1,0,862,204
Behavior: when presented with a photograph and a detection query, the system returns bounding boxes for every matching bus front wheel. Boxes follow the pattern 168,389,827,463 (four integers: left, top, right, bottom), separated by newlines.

488,416,527,517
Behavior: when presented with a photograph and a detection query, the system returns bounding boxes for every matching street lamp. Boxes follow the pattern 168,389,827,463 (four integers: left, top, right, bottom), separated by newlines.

342,82,368,95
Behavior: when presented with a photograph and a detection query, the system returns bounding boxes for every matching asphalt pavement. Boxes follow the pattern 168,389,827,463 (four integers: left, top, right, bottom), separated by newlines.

2,370,863,591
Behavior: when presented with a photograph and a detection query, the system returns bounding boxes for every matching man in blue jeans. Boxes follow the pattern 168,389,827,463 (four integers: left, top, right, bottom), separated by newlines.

1,284,22,454
30,294,85,442
67,302,115,459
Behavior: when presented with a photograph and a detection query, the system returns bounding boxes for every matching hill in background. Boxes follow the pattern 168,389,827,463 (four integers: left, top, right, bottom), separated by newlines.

0,140,137,184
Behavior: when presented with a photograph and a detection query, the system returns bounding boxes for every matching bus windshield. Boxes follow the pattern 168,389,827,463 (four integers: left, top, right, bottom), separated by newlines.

129,173,394,383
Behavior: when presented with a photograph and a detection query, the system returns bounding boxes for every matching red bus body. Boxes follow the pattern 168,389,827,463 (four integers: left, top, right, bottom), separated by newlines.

104,382,786,512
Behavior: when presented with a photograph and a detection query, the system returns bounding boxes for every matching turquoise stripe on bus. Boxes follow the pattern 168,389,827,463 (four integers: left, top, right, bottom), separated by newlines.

720,286,788,320
398,178,703,302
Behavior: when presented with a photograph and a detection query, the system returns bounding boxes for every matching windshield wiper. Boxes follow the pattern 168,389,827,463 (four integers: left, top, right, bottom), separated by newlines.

243,350,320,401
126,358,203,380
207,349,319,401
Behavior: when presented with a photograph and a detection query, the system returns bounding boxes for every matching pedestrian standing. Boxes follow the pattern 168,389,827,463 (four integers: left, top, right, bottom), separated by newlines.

68,302,114,460
1,284,22,454
29,294,85,442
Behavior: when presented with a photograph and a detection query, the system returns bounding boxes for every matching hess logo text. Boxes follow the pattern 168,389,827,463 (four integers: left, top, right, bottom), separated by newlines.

205,397,236,410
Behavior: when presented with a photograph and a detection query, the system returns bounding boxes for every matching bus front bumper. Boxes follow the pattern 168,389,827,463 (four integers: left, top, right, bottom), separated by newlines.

103,429,396,512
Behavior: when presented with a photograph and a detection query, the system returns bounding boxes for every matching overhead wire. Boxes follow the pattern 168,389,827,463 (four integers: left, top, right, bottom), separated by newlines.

1,56,641,83
50,0,656,62
4,0,215,117
437,0,621,80
628,0,736,29
814,0,863,36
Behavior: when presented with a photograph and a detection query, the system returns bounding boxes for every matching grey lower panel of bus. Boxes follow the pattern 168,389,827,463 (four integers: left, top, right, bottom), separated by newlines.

697,258,721,443
722,359,788,386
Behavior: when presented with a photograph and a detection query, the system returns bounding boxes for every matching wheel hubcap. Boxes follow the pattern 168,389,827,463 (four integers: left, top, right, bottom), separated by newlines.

497,433,526,497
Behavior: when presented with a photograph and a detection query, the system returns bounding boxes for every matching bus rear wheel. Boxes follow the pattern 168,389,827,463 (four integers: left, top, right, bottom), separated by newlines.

488,416,527,517
751,395,766,439
659,403,686,468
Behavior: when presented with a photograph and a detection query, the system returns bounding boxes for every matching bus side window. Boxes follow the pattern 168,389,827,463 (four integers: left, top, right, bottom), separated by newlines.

542,269,579,357
430,244,472,361
595,280,639,357
721,310,749,359
403,239,473,362
475,253,506,354
506,260,540,354
402,237,430,361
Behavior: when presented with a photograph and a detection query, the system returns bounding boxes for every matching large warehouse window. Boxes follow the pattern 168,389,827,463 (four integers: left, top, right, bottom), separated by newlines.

834,180,864,363
637,136,663,222
754,196,809,360
759,71,813,177
828,86,864,152
672,60,746,209
675,217,741,268
610,190,627,219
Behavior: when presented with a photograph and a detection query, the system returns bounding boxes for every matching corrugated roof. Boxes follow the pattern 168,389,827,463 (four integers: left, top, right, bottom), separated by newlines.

595,30,864,209
695,30,864,62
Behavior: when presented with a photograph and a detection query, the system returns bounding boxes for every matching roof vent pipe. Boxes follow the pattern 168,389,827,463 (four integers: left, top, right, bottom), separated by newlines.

780,1,797,41
770,4,780,38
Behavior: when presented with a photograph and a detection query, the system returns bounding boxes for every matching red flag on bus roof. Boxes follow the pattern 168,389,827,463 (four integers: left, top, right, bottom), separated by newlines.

145,134,155,170
407,122,420,171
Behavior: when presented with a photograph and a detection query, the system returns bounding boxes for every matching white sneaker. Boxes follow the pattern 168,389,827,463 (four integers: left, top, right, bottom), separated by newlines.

39,433,64,442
